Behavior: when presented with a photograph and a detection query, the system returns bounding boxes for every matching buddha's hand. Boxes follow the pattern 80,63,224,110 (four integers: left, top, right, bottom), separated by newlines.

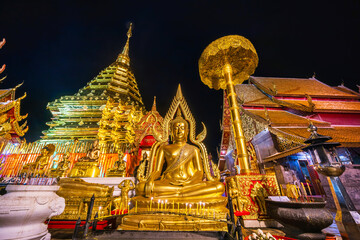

144,179,155,197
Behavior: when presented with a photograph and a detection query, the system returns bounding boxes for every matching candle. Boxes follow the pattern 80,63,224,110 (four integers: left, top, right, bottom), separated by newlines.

178,202,180,213
306,183,312,201
202,203,205,216
173,200,175,212
197,203,199,215
301,182,308,200
165,199,168,211
185,203,188,214
161,200,164,211
279,185,284,196
99,206,102,217
135,201,137,213
189,204,192,214
158,200,160,210
150,197,153,212
127,202,130,214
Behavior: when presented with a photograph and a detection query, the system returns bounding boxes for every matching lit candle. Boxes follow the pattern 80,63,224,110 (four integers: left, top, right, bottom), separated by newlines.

301,182,308,201
279,185,284,196
99,206,102,217
185,203,188,214
306,183,312,201
161,200,164,211
150,197,153,212
189,204,192,214
202,203,205,216
165,199,168,211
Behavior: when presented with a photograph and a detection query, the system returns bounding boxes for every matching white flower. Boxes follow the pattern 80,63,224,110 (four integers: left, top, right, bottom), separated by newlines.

257,229,264,235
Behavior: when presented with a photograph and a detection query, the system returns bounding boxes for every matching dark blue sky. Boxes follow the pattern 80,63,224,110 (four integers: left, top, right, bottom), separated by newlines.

0,1,359,157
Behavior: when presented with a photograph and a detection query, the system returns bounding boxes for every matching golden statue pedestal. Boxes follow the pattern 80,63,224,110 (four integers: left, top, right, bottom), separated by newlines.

69,161,100,178
117,196,228,231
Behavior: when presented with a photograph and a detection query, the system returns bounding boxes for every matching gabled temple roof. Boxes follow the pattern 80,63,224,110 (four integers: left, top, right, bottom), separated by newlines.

277,126,360,147
246,109,331,127
250,76,360,99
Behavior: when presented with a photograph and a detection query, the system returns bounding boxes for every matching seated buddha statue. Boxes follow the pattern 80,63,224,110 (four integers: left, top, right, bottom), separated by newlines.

20,144,55,177
118,86,228,232
69,140,101,178
136,111,224,199
49,152,71,177
106,152,127,177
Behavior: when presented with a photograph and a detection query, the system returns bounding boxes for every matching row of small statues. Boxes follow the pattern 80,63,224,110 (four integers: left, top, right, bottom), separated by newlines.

19,140,128,178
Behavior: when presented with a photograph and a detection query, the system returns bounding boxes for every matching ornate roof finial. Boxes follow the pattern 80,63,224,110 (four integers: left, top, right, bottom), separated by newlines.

117,23,133,65
151,96,157,111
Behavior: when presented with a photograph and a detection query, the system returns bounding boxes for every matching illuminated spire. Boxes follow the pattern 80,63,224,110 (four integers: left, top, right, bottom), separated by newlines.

117,23,132,65
151,96,157,111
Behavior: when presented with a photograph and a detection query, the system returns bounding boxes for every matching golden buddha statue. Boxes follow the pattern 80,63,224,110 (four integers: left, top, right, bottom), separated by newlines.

49,152,71,177
114,180,135,210
69,140,101,178
106,152,127,177
20,144,55,177
118,86,228,231
228,178,249,213
250,181,268,217
136,111,224,198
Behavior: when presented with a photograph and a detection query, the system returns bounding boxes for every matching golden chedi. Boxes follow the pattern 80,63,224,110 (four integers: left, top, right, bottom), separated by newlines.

69,140,101,178
118,86,228,231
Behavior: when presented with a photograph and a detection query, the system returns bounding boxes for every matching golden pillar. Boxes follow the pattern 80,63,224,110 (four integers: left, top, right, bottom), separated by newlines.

199,35,259,174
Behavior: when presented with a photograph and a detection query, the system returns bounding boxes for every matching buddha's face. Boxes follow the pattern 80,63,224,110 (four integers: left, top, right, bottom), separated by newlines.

172,120,188,142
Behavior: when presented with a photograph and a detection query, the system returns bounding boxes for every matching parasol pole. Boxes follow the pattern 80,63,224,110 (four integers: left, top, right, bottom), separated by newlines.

223,64,250,174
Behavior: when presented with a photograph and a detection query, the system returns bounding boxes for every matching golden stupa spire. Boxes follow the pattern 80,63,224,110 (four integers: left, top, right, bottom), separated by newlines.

151,96,157,111
117,23,133,65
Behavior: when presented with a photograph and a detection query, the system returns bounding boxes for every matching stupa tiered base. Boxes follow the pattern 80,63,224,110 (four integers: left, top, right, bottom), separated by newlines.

117,196,228,231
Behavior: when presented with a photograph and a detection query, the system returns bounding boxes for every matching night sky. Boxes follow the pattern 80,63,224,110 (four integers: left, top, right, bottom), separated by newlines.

0,1,359,158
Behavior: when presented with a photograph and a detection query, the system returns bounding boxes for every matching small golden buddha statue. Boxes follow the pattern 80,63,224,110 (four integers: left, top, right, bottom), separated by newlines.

49,152,71,177
69,140,101,178
106,152,127,177
114,180,135,210
250,181,268,216
228,178,249,212
20,144,55,177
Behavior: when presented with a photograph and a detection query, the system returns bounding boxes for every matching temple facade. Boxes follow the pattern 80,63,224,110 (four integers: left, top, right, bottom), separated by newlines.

219,76,360,207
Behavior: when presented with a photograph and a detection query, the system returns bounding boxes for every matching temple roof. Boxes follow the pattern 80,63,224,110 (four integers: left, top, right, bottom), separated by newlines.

277,126,360,147
250,76,360,99
246,109,331,127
